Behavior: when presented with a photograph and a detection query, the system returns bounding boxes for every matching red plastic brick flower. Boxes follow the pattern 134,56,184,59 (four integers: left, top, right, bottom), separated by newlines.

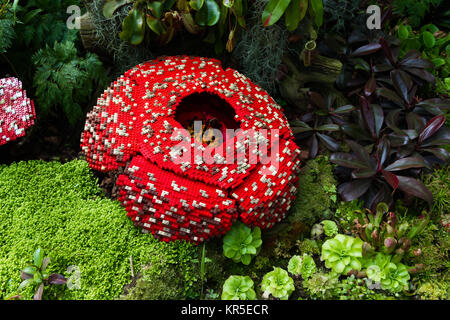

81,56,301,243
0,77,36,146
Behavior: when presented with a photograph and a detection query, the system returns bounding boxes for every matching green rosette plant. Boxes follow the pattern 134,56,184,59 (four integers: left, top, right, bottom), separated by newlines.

288,255,302,276
321,220,338,237
221,275,256,300
380,263,410,293
223,222,262,265
261,267,295,300
365,253,410,293
321,234,363,275
300,254,317,279
288,254,317,279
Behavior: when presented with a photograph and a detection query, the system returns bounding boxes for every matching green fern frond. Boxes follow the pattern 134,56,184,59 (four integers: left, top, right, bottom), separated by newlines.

32,40,107,126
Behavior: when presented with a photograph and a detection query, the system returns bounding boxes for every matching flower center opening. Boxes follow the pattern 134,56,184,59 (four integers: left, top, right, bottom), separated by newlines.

174,92,239,147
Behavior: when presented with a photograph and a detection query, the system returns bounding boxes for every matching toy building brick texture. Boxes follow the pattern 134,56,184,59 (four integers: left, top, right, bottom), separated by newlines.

0,77,36,146
80,56,301,243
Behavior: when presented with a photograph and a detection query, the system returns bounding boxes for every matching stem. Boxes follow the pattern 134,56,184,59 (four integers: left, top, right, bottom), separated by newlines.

129,255,135,279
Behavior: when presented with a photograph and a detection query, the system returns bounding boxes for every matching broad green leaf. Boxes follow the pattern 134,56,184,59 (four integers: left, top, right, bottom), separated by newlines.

119,8,145,45
261,0,292,27
103,0,133,19
285,0,305,31
422,31,436,48
432,57,445,67
189,0,205,11
22,266,37,276
422,23,439,33
398,24,409,40
242,254,251,265
147,16,165,35
182,12,203,34
195,0,221,26
18,279,34,291
41,257,50,272
33,248,44,268
12,0,19,13
234,0,247,17
309,0,323,27
148,1,164,19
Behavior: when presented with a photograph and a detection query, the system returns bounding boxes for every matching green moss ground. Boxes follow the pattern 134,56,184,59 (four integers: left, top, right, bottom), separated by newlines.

0,160,199,300
288,156,338,226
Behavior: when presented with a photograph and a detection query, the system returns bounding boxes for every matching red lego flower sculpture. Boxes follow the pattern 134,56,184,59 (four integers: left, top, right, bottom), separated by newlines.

81,56,301,243
0,77,36,146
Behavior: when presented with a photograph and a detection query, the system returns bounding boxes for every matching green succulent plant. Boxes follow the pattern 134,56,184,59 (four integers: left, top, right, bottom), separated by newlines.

300,254,317,280
365,253,410,293
287,255,302,276
223,222,262,265
321,234,363,275
366,264,383,283
303,272,338,300
288,254,317,279
321,220,338,237
380,263,411,294
221,275,256,300
261,267,295,300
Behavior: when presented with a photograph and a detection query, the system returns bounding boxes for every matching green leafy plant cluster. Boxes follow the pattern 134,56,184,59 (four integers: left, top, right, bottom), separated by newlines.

261,267,295,300
415,280,448,300
423,160,450,216
393,0,443,28
288,254,317,279
321,234,363,275
302,272,390,300
221,275,256,300
408,217,449,296
302,272,338,299
296,239,320,256
12,0,81,51
322,0,362,34
398,23,450,95
4,0,81,77
102,0,324,51
223,222,262,265
1,0,108,128
333,275,390,300
364,253,410,293
310,219,338,239
261,0,323,31
334,199,365,230
103,0,248,52
0,0,15,54
16,248,67,300
288,156,338,226
120,259,193,300
0,160,198,300
352,202,429,263
32,41,108,125
321,220,338,237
